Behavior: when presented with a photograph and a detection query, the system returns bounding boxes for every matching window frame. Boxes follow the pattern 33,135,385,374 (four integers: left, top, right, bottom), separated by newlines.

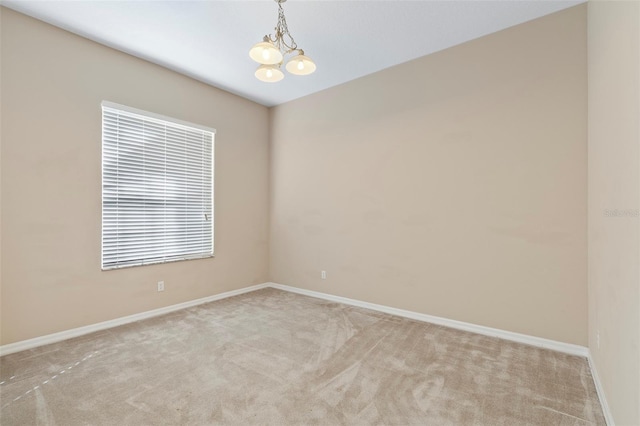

101,101,216,271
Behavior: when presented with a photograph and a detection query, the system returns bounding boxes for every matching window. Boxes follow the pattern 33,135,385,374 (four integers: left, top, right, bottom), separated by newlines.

101,101,215,270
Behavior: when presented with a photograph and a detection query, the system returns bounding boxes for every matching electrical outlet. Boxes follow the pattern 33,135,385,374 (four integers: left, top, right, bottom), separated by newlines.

157,281,165,292
321,270,326,280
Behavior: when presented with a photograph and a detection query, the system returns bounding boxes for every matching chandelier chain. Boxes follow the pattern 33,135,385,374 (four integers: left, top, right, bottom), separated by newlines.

268,2,299,56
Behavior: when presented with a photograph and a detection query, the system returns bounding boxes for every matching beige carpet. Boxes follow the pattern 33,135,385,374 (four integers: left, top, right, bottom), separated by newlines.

1,288,605,425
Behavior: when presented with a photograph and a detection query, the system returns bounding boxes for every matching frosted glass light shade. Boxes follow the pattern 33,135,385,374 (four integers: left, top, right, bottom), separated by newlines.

255,64,284,82
249,41,283,65
285,54,316,75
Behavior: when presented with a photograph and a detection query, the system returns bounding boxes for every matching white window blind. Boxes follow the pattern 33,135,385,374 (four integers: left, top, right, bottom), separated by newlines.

101,101,215,270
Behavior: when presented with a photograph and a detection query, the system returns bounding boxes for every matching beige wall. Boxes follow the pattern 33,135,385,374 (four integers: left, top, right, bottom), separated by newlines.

270,5,588,345
0,8,270,345
588,1,640,424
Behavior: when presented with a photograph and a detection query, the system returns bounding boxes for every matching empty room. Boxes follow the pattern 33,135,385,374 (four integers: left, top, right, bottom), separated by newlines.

0,0,638,425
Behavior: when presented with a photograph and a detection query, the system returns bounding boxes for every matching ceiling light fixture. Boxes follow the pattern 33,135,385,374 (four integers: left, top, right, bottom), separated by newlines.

249,0,316,83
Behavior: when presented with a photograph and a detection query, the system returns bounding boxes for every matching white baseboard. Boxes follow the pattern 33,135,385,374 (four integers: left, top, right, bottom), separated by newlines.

267,282,590,358
0,282,270,357
0,281,590,359
587,351,615,426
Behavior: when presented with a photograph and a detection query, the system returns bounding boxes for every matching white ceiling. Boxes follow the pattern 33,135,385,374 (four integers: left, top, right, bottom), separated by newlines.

2,0,583,107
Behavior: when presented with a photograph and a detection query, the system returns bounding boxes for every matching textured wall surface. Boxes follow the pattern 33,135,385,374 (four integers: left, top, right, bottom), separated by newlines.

0,8,270,344
270,5,588,345
588,1,640,424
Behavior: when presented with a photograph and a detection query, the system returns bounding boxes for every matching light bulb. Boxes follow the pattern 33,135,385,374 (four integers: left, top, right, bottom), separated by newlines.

297,61,304,70
262,50,270,61
266,69,273,78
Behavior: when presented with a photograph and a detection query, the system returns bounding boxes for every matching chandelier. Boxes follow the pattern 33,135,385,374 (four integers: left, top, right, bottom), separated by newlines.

249,0,316,83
